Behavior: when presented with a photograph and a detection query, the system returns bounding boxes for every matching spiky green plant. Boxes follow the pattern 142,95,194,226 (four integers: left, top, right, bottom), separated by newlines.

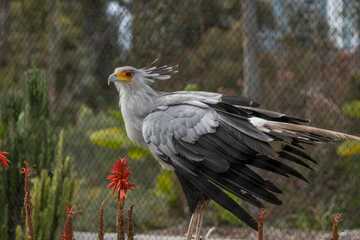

0,60,79,239
25,130,77,240
0,60,54,239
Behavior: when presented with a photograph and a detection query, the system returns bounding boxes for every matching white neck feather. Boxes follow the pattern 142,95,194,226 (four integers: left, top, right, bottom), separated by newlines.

116,82,160,148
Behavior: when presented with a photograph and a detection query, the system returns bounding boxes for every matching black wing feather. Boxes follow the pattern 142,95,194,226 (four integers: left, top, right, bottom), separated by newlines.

221,95,260,107
230,166,282,194
218,112,273,143
199,169,265,208
278,151,313,170
173,137,230,172
219,117,277,157
174,162,259,231
240,106,309,124
283,144,317,164
204,168,282,205
247,156,308,182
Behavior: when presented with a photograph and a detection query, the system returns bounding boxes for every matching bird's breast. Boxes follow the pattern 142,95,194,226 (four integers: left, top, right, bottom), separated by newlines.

118,85,160,149
120,100,151,149
121,110,148,148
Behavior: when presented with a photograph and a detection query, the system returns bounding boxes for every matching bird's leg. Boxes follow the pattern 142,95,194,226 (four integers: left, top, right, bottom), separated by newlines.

186,212,199,240
195,201,208,240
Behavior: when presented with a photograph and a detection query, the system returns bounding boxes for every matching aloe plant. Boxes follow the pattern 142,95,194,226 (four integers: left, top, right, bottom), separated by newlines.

0,61,79,239
0,61,53,239
15,130,78,240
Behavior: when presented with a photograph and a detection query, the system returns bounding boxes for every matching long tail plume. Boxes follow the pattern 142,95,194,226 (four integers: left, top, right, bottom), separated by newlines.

265,121,360,142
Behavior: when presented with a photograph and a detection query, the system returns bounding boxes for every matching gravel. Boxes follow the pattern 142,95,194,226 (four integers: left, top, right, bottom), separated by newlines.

74,227,360,240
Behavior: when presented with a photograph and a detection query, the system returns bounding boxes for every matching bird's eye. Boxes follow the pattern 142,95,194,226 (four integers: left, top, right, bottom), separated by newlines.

125,71,133,77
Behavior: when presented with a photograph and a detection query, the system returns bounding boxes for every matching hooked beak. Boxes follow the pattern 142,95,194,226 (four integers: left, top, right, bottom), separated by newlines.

108,73,118,85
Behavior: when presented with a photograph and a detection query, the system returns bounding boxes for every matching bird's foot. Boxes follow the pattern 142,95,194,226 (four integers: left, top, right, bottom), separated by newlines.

203,227,215,239
189,227,215,240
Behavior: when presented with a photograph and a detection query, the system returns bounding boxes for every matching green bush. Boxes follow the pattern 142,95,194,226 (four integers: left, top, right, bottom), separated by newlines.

0,61,80,239
16,130,79,240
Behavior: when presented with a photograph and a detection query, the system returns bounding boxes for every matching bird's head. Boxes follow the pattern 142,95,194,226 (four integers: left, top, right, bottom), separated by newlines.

108,59,178,88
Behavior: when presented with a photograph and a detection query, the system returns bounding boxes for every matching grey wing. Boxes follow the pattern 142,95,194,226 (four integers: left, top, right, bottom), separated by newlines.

142,104,219,166
142,102,283,229
142,92,360,230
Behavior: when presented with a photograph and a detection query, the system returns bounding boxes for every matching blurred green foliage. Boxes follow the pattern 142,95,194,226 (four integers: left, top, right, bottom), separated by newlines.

342,101,360,118
0,0,121,121
337,140,360,156
89,112,150,159
337,98,360,157
0,62,79,239
183,84,199,92
91,127,128,149
327,96,360,229
0,62,53,239
16,130,79,240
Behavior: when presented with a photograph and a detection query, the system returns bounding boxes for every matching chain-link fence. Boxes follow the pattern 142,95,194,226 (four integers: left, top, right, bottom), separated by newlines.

0,0,360,239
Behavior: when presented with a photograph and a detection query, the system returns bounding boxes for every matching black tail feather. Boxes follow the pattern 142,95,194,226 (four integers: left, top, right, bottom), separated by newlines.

199,170,265,208
283,144,317,164
184,170,259,230
173,157,258,230
231,165,282,194
278,151,313,170
247,156,309,182
201,167,281,205
221,95,260,107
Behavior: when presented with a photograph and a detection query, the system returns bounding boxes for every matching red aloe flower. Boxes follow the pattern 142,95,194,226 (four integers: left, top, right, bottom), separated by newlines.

98,199,106,240
61,202,82,240
0,141,10,169
331,213,343,240
20,161,36,177
107,157,135,199
20,161,36,240
258,210,267,240
258,209,267,223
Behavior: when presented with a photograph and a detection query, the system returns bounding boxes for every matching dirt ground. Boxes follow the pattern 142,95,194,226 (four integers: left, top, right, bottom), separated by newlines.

74,225,360,240
146,225,360,240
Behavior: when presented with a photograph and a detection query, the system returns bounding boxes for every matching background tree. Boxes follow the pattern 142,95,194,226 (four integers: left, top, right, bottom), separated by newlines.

242,0,261,102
